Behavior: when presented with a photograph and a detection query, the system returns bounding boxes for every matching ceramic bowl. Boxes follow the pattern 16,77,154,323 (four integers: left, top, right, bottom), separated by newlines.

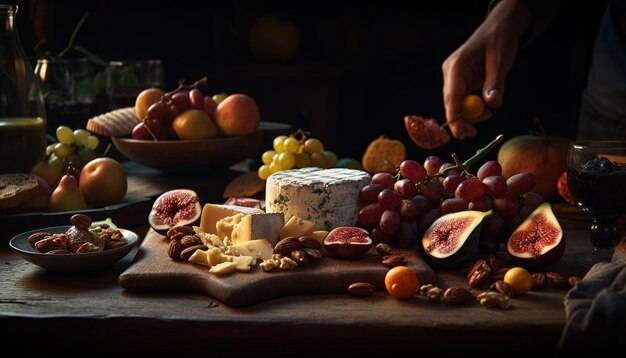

9,225,139,272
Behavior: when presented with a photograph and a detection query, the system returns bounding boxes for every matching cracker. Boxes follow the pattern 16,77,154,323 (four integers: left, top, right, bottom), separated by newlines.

0,173,44,209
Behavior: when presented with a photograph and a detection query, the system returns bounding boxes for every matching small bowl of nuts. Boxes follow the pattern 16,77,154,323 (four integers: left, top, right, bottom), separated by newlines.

9,214,139,272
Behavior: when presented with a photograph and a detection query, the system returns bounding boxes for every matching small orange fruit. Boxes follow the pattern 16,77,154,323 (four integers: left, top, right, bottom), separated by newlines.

504,267,533,295
385,266,419,300
172,109,217,140
462,94,485,121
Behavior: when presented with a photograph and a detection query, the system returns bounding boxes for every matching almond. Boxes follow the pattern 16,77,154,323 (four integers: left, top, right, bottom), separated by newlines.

375,243,391,255
382,255,405,267
298,236,322,250
347,282,376,297
274,236,302,254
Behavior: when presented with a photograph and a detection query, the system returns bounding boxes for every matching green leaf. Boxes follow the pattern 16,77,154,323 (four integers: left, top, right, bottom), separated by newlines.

74,46,108,67
92,70,107,92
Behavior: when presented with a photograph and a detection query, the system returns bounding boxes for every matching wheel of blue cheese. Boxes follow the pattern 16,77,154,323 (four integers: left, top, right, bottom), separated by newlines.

265,167,371,231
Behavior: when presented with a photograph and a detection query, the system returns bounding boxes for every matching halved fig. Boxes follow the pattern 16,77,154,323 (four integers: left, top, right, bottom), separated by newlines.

506,203,564,269
422,210,492,269
323,227,373,260
148,189,202,235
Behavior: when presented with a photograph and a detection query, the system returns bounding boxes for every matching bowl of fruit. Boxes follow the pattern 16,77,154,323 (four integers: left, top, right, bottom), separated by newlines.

111,80,263,173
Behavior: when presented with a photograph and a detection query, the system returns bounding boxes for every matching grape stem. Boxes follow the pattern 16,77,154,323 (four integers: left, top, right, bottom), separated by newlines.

164,77,208,99
429,134,504,180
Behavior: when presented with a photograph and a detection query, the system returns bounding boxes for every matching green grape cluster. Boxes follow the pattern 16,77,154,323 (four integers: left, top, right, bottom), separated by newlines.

47,125,99,170
258,133,337,180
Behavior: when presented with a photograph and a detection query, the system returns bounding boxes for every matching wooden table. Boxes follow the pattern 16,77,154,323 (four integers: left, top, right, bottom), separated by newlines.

0,163,603,356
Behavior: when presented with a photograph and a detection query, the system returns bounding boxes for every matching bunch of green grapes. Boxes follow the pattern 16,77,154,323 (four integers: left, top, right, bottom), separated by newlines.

258,133,337,180
48,126,100,170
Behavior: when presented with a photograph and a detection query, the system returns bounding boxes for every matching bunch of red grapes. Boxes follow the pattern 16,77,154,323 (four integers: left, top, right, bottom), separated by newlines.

358,156,543,251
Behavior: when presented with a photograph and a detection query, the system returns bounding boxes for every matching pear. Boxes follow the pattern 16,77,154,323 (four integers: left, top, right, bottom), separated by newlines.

47,175,87,212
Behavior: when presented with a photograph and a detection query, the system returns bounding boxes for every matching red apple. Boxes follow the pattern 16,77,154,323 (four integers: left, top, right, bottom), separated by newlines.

213,94,260,137
79,157,127,207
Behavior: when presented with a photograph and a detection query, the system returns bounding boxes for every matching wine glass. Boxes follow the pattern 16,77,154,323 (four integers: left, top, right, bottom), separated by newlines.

106,59,164,109
567,140,626,267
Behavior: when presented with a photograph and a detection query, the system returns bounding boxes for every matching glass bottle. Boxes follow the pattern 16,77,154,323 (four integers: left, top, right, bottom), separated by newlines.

0,4,47,174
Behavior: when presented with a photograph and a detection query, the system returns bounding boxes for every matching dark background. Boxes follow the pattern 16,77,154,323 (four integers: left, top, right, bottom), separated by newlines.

12,0,607,163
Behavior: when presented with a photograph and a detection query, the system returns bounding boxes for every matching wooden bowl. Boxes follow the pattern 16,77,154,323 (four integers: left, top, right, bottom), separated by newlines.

111,131,263,173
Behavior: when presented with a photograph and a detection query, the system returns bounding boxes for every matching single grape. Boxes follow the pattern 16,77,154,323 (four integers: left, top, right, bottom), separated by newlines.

438,162,457,175
399,199,419,219
272,152,280,163
378,189,400,210
189,89,204,109
440,198,469,215
455,178,485,201
203,95,217,115
47,155,64,172
358,203,384,226
481,212,504,239
212,92,228,105
493,195,519,218
304,138,324,153
283,136,300,153
477,160,502,180
372,172,395,188
522,192,544,208
323,151,338,168
423,156,443,176
273,135,287,152
45,144,55,157
411,194,433,214
379,209,401,235
171,92,191,112
310,152,327,168
269,161,282,173
294,152,311,168
258,165,271,180
442,174,466,195
506,172,537,196
399,160,427,183
262,150,276,165
54,143,72,159
420,180,443,205
147,101,171,122
482,175,507,198
468,196,492,212
85,135,99,150
359,184,386,204
56,126,74,145
77,147,96,165
394,179,417,199
278,152,296,169
73,129,90,147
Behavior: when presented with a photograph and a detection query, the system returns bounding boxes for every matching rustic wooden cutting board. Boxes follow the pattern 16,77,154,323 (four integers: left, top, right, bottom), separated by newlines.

119,229,436,307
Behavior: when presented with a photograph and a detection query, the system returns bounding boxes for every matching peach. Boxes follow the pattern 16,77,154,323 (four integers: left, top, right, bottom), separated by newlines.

213,94,260,137
79,157,127,207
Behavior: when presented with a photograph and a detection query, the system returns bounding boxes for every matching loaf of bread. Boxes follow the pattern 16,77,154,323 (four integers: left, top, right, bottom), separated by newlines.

86,107,141,137
0,174,51,211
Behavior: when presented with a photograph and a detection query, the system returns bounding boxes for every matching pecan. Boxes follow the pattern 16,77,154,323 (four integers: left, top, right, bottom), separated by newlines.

443,287,474,305
180,235,202,249
76,242,100,253
274,236,302,254
531,273,547,289
28,232,51,245
290,249,309,266
34,235,71,253
490,280,514,298
303,248,322,260
166,225,195,239
486,254,503,271
168,240,183,261
467,259,491,280
347,282,376,297
45,249,72,255
491,267,511,281
469,269,490,289
382,255,405,267
426,286,444,302
180,244,208,261
70,214,92,229
568,276,581,288
105,241,127,250
478,291,511,309
375,243,391,255
169,232,186,241
298,236,322,250
546,272,567,289
420,284,435,296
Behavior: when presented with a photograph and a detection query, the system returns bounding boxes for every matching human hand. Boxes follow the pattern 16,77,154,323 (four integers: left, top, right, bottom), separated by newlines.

441,0,532,139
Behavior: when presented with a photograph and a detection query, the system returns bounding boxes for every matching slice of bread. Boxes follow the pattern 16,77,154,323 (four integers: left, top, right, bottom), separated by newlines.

86,107,141,137
0,173,45,209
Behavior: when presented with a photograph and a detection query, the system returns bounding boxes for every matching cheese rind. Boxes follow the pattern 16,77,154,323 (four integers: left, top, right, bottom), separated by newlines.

231,212,284,246
266,168,370,230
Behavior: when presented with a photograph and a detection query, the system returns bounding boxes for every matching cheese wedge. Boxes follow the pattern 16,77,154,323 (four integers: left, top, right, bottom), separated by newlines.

216,213,245,239
279,216,316,240
231,212,284,246
230,239,273,260
199,204,263,235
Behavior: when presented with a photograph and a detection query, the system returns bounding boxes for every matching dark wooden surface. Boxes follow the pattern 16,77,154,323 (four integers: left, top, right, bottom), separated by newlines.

0,223,595,356
119,230,436,307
